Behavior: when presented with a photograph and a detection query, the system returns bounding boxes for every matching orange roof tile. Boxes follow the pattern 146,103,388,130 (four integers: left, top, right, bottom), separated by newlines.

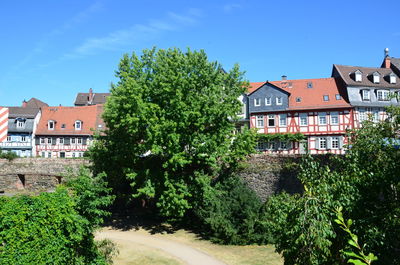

249,78,351,110
36,105,104,135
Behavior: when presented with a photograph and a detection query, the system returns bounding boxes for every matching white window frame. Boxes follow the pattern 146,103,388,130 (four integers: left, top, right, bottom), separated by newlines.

279,114,287,127
359,109,366,122
318,113,327,125
265,97,271,106
256,115,264,128
59,138,64,144
300,113,308,126
331,137,340,149
276,97,283,105
279,141,288,150
77,137,83,144
362,90,370,101
319,137,327,149
40,137,45,144
373,110,379,122
71,138,76,144
390,74,396,84
267,115,275,127
75,120,82,130
377,90,389,101
16,120,25,128
254,98,261,107
48,120,55,130
21,136,26,142
373,74,380,84
7,136,11,142
47,138,52,144
330,112,339,125
355,71,362,82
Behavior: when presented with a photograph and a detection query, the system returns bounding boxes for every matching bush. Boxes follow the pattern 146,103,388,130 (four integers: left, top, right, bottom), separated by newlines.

195,175,270,245
0,187,108,265
0,149,18,160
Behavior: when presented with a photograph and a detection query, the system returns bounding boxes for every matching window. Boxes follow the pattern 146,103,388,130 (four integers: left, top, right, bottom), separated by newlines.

16,120,25,128
319,138,327,149
59,138,64,144
377,90,389,101
256,141,267,151
359,109,366,122
307,82,313,88
41,152,45,157
71,138,76,144
390,74,396,84
40,138,45,144
77,138,83,144
323,95,329,101
300,113,308,126
331,137,340,149
21,136,26,142
256,115,264,128
265,97,271,105
75,120,82,130
335,94,341,100
61,124,66,129
268,115,275,127
268,141,276,150
319,113,327,125
48,152,52,158
7,136,11,142
279,114,287,127
362,90,370,101
296,97,302,102
47,138,52,144
254,98,261,106
48,120,55,130
373,110,379,122
330,112,339,125
355,70,362,82
72,152,75,158
279,141,288,150
373,73,380,83
276,97,283,105
60,152,65,158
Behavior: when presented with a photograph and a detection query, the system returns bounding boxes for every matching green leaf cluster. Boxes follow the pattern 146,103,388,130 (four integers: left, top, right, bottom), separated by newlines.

90,47,255,219
0,187,108,265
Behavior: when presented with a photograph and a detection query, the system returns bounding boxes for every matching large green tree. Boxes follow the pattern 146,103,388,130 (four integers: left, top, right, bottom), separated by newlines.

91,47,255,218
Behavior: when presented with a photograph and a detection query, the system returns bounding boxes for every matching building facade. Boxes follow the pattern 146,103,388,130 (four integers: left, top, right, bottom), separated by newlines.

35,105,104,158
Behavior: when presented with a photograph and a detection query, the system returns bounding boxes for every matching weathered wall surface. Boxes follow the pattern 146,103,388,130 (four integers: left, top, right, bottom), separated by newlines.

239,155,303,201
0,158,90,192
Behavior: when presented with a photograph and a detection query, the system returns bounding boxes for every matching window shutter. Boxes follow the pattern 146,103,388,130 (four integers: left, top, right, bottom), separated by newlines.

52,137,56,145
65,138,70,145
316,138,320,150
83,137,87,145
339,136,344,149
35,137,40,145
287,141,293,150
327,137,332,149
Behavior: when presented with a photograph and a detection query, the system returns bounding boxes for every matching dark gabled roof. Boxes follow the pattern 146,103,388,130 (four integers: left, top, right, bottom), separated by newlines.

25,98,48,108
391,57,400,72
7,118,34,133
247,81,290,96
74,92,110,106
333,64,400,88
7,107,40,118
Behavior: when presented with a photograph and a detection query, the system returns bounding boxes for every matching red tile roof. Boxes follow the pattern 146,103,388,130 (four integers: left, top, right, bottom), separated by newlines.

249,78,351,110
36,105,104,135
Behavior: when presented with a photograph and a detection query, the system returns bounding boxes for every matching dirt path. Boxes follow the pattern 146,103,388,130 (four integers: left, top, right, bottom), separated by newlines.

97,229,228,265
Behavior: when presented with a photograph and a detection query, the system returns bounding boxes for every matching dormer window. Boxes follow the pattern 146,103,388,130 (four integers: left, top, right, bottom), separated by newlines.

48,120,55,130
75,120,82,130
361,90,370,101
390,73,396,84
276,97,283,105
265,97,271,105
16,119,25,129
355,70,362,82
377,90,390,101
372,72,380,83
254,98,261,107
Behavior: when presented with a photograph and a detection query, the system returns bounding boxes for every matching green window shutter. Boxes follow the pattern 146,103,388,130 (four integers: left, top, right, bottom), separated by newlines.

316,138,320,150
327,137,332,149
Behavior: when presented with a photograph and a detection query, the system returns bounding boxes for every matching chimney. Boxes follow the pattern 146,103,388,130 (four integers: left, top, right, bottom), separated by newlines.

89,88,93,103
22,100,27,108
282,75,287,80
281,75,288,88
383,48,391,68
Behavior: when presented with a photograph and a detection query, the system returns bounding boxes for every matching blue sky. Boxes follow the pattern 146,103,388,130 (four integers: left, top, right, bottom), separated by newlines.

1,0,399,107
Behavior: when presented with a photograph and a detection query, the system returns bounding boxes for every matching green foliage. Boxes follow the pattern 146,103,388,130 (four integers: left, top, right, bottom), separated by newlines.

262,107,400,265
0,187,108,265
96,239,119,265
90,47,255,219
195,175,268,245
334,207,378,265
64,166,115,227
0,148,18,160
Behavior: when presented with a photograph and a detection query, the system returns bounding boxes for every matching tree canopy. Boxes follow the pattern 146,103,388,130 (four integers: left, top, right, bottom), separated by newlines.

91,47,255,218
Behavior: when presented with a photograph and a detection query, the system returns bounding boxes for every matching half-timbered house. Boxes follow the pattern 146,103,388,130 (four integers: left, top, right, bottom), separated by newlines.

35,105,104,158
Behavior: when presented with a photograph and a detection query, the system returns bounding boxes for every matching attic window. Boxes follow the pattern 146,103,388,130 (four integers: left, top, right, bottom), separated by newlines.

335,94,341,100
16,120,25,129
307,82,313,88
390,73,396,84
48,120,55,130
61,124,66,129
373,72,380,83
355,70,362,82
323,95,329,101
75,120,82,130
296,97,302,102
